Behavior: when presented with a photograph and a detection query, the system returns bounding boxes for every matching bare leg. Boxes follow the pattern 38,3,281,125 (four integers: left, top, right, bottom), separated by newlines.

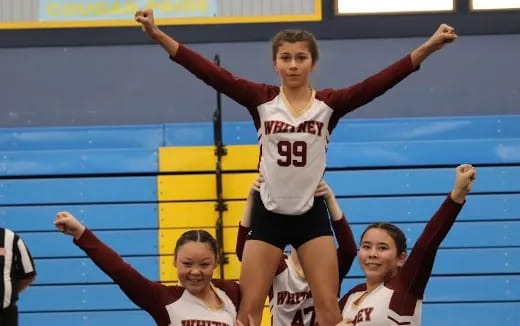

237,240,283,326
297,236,342,326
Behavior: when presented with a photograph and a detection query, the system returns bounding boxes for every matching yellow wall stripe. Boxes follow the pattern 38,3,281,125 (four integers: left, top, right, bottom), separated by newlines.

159,145,259,172
159,201,247,228
158,173,258,201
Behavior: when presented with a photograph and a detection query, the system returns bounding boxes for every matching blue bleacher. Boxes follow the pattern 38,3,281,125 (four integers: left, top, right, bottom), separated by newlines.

0,115,517,326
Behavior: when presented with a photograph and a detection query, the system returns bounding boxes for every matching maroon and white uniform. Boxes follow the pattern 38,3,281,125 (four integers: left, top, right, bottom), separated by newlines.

339,195,464,326
236,216,357,326
74,229,240,326
172,45,417,215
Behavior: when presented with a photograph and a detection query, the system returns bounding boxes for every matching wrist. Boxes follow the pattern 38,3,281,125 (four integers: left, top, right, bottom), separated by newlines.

450,188,467,204
73,226,86,241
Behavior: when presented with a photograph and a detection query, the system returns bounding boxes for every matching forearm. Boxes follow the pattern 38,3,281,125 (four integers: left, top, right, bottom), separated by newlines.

410,41,437,69
240,191,256,228
325,195,343,221
450,188,468,204
153,30,180,58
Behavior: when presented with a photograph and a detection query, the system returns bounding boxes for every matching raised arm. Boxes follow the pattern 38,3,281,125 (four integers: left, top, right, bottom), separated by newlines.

236,175,263,261
54,212,166,312
135,9,275,114
398,164,476,297
322,24,457,123
135,9,179,57
315,181,357,280
410,24,457,69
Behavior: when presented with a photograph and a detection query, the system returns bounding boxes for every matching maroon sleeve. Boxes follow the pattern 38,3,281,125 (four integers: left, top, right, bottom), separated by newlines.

235,223,249,261
332,216,357,281
317,54,417,131
396,194,464,298
171,44,280,128
74,229,182,315
212,279,241,311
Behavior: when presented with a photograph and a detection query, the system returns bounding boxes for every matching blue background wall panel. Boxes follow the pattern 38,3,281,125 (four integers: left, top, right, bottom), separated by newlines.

330,115,520,142
23,230,158,258
0,176,157,205
20,311,154,326
422,302,519,326
34,256,159,284
324,166,520,196
0,125,164,150
337,194,520,223
19,284,140,311
0,203,158,231
0,148,158,175
340,275,520,302
327,139,520,168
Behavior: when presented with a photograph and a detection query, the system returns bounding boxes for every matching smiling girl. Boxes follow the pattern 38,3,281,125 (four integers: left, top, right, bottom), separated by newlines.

338,164,477,326
135,10,457,325
54,212,240,326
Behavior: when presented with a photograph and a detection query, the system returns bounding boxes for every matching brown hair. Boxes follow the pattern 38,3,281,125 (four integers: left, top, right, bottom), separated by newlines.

360,223,407,256
174,230,218,258
271,29,319,63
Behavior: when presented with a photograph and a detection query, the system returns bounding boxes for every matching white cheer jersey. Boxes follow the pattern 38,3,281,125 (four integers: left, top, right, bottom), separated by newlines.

339,196,464,326
173,44,416,214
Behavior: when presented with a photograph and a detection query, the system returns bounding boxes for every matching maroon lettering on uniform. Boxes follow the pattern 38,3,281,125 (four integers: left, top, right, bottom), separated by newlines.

276,290,313,305
181,320,230,326
352,307,375,325
364,307,374,321
264,120,325,136
315,121,324,136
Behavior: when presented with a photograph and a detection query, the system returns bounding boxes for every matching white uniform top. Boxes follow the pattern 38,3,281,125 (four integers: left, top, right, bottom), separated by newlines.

76,229,240,326
341,283,422,326
270,257,316,326
339,196,464,326
173,44,416,215
166,285,237,326
257,89,332,214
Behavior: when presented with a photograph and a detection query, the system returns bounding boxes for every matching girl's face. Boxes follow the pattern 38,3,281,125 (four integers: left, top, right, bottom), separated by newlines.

174,241,217,295
273,41,315,89
358,228,406,285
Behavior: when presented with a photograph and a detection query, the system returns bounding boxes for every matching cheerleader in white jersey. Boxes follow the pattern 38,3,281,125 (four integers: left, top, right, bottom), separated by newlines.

54,212,240,326
135,9,457,326
236,176,357,326
337,164,476,326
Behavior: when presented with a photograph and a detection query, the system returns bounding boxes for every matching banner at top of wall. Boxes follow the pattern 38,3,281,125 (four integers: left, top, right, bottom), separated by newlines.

0,0,321,29
39,0,217,21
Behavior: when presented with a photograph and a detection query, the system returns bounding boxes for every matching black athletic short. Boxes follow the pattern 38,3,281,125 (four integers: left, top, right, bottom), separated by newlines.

248,191,333,250
0,304,18,326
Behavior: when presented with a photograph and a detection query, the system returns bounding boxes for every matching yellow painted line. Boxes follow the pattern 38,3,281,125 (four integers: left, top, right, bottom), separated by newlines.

159,145,259,172
159,146,215,172
159,201,246,228
221,145,259,170
223,254,241,280
223,226,238,253
158,173,258,201
158,174,215,201
261,308,271,326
